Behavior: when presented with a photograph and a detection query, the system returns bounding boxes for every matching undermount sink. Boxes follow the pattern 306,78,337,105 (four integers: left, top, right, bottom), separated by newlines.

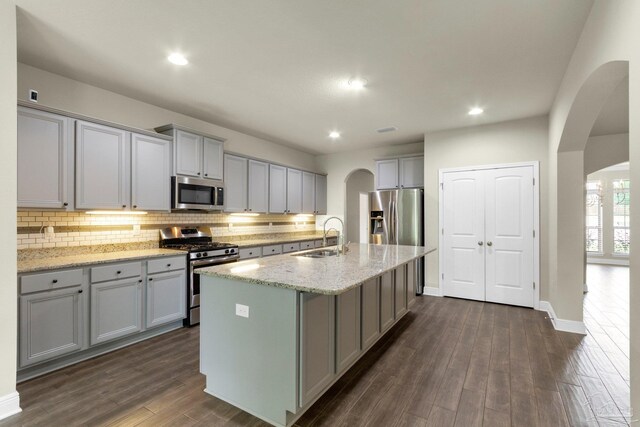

295,249,339,258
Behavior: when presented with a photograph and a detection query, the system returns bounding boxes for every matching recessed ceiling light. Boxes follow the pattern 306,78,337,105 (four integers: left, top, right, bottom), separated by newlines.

347,78,367,90
329,131,341,139
168,53,188,66
468,107,484,115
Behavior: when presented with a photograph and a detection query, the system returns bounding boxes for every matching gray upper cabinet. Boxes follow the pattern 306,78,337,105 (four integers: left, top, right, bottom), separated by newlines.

90,277,143,345
301,172,316,214
157,126,225,180
175,130,201,177
203,137,224,180
17,107,73,209
286,168,303,214
269,164,287,213
146,270,186,328
376,156,424,189
399,156,424,188
224,154,248,212
76,121,130,210
248,160,269,213
314,174,327,214
376,159,399,189
131,133,171,211
19,285,85,367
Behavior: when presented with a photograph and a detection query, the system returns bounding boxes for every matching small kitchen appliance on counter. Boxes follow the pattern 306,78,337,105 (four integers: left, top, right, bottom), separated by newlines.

160,227,239,326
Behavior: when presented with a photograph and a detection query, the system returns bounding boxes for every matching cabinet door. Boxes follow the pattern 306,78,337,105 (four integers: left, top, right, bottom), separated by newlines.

91,278,143,345
76,121,129,209
315,174,327,214
380,271,394,331
407,260,417,308
301,172,316,214
299,293,335,407
287,168,303,214
361,278,380,350
223,154,248,212
131,133,171,211
175,130,202,177
202,137,224,180
146,270,186,328
375,159,399,189
269,164,287,213
248,160,269,213
336,287,361,373
19,287,84,367
17,107,72,209
399,157,424,188
394,265,407,317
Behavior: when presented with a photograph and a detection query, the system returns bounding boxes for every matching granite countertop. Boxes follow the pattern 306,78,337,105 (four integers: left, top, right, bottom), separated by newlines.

18,248,186,274
217,233,335,248
198,243,436,295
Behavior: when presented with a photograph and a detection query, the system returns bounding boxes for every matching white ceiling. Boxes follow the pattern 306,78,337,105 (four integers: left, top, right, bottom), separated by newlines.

590,77,629,137
15,0,593,154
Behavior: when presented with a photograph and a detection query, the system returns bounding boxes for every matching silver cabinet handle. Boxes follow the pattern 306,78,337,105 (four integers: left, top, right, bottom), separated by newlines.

478,241,483,246
487,241,493,246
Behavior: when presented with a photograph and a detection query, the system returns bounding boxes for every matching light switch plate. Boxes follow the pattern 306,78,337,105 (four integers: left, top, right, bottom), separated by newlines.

235,304,249,318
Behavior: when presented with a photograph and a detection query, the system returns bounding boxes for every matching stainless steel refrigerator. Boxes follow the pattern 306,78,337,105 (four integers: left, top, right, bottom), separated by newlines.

369,188,425,294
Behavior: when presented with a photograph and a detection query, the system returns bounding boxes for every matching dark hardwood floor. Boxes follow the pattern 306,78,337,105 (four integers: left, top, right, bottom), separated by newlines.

1,265,630,426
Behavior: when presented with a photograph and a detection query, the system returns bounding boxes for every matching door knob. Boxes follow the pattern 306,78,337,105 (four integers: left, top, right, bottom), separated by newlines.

478,241,483,246
487,241,493,246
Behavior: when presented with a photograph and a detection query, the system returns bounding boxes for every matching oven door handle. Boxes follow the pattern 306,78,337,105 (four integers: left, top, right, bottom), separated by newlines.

191,255,239,268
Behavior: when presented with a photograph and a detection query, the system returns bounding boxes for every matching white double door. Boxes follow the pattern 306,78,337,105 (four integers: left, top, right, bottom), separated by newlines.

442,165,535,308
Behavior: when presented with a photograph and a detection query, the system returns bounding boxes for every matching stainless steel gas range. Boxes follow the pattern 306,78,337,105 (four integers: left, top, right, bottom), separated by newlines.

159,227,239,326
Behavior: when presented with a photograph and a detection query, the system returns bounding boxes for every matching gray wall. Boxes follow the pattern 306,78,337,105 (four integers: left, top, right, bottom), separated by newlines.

584,133,629,175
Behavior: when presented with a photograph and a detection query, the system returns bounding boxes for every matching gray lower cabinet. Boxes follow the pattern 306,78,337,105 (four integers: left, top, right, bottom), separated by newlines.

90,277,143,345
336,287,361,373
19,286,85,367
395,265,407,317
146,270,186,328
380,271,395,332
299,293,335,407
361,277,380,350
407,260,417,307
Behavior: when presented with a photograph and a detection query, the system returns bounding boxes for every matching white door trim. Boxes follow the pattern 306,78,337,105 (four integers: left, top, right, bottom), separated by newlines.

438,161,540,310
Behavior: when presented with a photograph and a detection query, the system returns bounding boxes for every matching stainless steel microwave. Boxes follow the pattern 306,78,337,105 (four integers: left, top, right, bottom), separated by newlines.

171,176,224,211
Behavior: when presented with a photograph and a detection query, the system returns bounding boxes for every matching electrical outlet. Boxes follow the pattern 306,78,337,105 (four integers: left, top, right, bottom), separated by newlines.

269,222,273,229
44,225,54,239
29,89,38,103
132,224,140,236
235,304,249,318
228,223,234,230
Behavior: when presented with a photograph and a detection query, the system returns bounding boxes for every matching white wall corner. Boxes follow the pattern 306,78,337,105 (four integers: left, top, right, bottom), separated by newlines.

538,301,586,335
423,286,442,297
0,391,21,421
583,283,589,293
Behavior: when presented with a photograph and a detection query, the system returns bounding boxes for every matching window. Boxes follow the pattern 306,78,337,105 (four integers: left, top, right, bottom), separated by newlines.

613,179,630,255
585,181,602,253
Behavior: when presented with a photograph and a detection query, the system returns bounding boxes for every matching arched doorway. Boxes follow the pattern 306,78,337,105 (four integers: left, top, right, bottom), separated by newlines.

344,169,374,244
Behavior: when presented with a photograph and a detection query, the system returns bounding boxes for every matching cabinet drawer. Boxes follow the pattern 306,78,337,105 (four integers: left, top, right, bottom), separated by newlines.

314,240,323,248
282,242,301,253
147,256,186,274
239,247,261,259
326,237,338,246
20,269,83,294
91,262,142,283
300,241,315,250
262,244,282,256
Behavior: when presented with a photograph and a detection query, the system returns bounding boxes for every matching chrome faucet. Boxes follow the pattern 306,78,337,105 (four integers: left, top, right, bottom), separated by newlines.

322,216,344,255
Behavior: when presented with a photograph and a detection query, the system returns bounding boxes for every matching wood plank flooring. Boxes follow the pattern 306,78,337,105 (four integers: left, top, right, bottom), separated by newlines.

1,265,630,426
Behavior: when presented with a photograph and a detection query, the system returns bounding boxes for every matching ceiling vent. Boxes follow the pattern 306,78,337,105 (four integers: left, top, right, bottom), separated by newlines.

376,126,398,133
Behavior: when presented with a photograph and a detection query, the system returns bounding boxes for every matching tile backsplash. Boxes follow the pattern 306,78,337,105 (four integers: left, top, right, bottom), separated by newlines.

17,210,316,250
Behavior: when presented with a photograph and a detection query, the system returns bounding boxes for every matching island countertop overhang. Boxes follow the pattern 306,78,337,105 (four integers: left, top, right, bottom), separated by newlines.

196,243,436,295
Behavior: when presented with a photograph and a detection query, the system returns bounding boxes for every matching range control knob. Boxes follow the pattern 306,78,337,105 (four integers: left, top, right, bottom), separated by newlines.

230,248,235,253
202,252,208,257
196,253,202,258
225,249,230,254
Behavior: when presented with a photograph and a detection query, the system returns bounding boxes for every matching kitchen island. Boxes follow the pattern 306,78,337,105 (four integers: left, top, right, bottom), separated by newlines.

197,243,435,427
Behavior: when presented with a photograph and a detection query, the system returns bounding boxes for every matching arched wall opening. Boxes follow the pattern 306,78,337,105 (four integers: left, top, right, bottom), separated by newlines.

344,169,374,244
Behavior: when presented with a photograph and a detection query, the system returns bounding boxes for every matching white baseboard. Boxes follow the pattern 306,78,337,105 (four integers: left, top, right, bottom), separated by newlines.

587,257,629,266
424,286,442,297
0,392,21,421
538,301,586,335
